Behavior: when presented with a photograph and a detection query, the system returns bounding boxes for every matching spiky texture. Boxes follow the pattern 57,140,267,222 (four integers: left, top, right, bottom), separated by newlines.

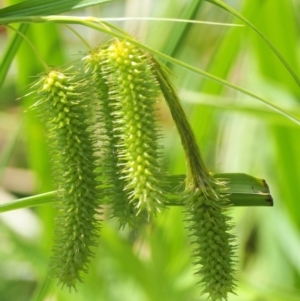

83,48,146,228
149,56,236,300
34,69,101,289
186,186,236,301
99,40,166,217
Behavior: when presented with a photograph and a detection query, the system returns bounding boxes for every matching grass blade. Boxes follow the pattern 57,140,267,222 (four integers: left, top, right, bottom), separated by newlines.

0,191,56,213
0,16,299,125
0,0,117,17
165,173,273,207
161,0,204,59
0,23,29,89
207,0,300,88
0,173,272,213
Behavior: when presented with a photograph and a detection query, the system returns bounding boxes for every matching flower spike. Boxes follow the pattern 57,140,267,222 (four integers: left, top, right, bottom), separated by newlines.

100,40,167,218
33,69,101,289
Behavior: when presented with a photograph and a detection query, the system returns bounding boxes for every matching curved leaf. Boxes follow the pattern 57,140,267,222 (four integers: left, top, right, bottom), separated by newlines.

0,0,117,17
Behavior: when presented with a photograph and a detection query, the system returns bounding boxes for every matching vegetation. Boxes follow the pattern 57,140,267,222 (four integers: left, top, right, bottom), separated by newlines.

0,1,299,301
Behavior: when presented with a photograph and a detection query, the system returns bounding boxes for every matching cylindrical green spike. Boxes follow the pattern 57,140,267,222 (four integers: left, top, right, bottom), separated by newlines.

186,188,236,300
150,57,237,300
100,40,166,217
34,69,101,289
83,47,146,228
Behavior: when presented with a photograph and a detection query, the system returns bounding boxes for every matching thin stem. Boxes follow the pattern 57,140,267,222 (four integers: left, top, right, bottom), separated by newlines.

98,17,244,27
151,58,212,192
63,24,92,50
0,15,297,125
0,189,272,214
6,24,48,71
0,173,273,213
0,191,56,213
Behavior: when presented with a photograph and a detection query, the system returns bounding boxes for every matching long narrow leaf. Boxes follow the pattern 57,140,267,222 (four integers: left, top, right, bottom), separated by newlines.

0,15,299,126
161,0,204,58
0,0,117,17
0,191,56,213
0,15,299,125
0,173,272,213
207,0,300,88
0,23,29,89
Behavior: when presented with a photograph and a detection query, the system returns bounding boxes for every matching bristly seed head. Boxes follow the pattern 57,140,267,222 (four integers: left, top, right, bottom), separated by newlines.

186,187,236,301
34,69,101,290
31,38,238,300
83,46,147,228
99,40,166,218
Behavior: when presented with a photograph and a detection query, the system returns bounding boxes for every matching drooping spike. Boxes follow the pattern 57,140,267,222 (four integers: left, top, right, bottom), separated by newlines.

34,69,101,289
150,57,237,300
100,40,166,218
83,46,146,228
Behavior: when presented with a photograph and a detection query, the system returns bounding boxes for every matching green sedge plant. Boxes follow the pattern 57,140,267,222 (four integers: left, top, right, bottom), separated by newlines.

25,37,269,300
4,6,299,300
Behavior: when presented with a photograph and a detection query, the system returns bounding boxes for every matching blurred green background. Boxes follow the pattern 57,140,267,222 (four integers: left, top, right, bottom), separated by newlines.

1,0,300,300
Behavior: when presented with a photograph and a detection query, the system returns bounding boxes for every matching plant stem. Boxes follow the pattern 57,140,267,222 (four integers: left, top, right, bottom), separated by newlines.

0,15,299,125
0,173,273,213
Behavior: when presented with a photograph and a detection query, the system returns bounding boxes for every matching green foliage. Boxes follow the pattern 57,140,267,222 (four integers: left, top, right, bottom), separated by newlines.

0,0,115,18
31,39,236,298
1,0,300,301
27,38,239,298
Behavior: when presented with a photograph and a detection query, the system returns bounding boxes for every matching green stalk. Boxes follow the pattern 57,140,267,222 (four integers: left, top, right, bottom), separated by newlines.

0,172,273,214
0,191,56,213
150,57,212,191
0,16,299,125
